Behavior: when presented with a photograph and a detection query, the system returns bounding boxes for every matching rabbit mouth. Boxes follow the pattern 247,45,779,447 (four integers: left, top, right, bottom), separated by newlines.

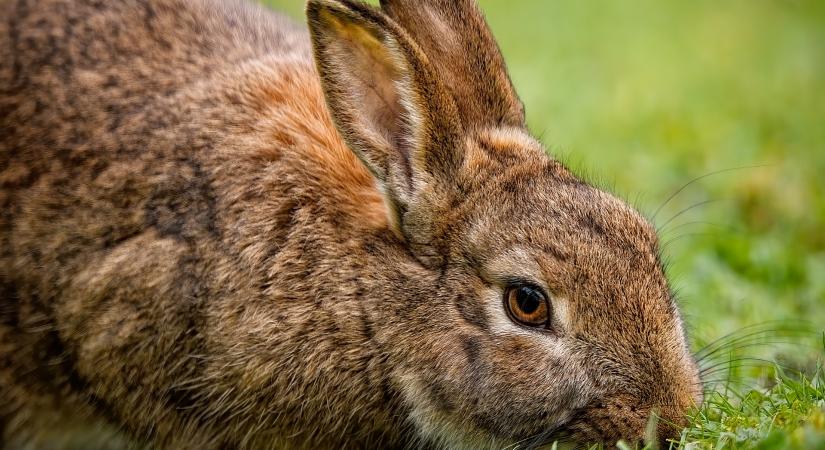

526,400,692,450
494,425,576,450
461,402,663,449
405,399,575,450
502,420,632,450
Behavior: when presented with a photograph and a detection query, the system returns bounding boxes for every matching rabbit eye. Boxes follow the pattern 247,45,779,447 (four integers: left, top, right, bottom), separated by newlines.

504,285,551,328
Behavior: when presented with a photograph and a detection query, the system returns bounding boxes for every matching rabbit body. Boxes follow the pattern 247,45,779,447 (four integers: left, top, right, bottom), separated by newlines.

1,0,702,449
1,0,400,448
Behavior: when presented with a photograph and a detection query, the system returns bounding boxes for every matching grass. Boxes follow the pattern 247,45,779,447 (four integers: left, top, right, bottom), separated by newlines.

264,1,825,448
680,366,825,450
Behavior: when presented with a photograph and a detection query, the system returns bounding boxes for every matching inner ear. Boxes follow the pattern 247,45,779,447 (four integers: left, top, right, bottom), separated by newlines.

308,0,465,255
311,6,425,184
330,17,406,145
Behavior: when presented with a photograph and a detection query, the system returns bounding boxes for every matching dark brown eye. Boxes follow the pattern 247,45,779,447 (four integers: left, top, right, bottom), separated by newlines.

504,285,550,328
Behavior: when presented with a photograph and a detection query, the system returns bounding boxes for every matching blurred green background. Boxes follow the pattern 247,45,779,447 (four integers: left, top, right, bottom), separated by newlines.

265,1,825,448
264,0,825,344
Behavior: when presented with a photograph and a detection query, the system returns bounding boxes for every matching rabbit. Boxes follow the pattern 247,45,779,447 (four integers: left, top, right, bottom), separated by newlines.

0,0,704,448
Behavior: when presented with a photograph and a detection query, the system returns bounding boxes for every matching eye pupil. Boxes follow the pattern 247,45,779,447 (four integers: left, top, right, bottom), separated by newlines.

516,288,540,314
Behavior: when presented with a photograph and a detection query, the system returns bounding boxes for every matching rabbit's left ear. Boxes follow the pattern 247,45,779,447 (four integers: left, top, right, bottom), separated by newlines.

307,0,464,242
380,0,525,129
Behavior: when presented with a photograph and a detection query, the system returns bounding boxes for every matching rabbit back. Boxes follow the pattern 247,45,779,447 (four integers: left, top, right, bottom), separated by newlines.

1,0,394,447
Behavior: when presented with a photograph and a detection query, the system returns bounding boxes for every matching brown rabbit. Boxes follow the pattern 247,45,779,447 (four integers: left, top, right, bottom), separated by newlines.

0,0,703,448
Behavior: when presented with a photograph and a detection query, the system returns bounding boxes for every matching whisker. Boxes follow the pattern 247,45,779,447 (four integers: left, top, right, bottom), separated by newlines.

693,320,817,359
698,333,819,359
694,321,776,355
696,328,819,363
501,422,567,450
650,165,768,221
661,231,719,248
697,333,818,361
659,220,739,237
522,425,565,450
658,199,721,231
501,432,544,450
699,358,804,378
699,356,785,374
697,339,821,366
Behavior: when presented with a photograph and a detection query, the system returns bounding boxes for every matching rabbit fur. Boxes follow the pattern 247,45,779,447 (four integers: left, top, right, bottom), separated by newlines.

0,0,702,448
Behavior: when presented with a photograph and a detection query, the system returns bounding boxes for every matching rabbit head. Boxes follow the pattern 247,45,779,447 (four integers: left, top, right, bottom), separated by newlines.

307,0,702,447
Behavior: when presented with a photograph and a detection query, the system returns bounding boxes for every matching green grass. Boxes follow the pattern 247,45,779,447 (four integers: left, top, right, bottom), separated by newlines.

264,1,825,448
680,366,825,450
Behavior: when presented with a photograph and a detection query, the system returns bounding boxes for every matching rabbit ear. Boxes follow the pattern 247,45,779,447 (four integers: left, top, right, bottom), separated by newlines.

307,0,464,232
380,0,525,129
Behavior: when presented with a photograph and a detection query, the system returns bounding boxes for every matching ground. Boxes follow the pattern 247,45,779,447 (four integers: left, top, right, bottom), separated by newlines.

266,1,825,448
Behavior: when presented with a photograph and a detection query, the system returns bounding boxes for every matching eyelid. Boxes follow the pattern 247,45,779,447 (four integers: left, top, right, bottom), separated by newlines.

493,272,552,300
500,276,552,299
503,277,549,298
478,248,550,294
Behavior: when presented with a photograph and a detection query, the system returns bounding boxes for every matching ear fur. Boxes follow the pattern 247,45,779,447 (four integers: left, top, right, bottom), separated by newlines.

379,0,525,128
307,0,464,240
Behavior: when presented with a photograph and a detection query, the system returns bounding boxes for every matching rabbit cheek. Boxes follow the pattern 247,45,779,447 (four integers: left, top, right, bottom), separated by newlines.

461,363,586,443
400,358,565,446
562,397,650,446
419,337,584,443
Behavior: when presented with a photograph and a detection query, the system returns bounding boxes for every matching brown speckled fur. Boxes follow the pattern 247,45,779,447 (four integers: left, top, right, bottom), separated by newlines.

0,0,701,448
